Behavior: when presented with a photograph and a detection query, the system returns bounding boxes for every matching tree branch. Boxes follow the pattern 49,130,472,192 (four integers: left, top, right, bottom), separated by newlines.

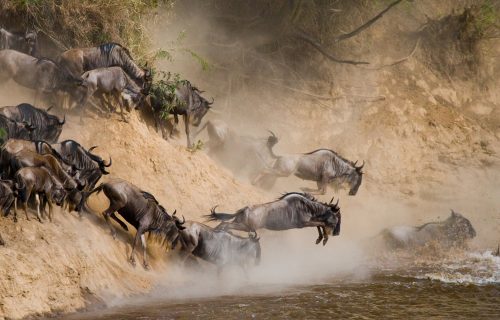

334,0,404,42
293,27,369,65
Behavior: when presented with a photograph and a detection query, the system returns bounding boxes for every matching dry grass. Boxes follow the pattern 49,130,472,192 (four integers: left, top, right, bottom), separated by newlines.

0,0,174,58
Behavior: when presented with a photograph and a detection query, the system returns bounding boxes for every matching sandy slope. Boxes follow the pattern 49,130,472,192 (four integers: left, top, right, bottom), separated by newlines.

0,111,267,319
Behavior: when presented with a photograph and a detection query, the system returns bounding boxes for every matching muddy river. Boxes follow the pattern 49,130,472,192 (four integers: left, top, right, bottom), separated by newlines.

64,250,499,319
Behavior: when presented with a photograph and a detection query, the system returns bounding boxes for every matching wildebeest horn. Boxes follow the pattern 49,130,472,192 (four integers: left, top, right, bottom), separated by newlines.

172,209,177,216
88,146,98,152
335,199,339,207
208,97,214,105
103,156,112,167
329,196,334,204
356,161,365,171
267,130,277,138
58,115,65,125
46,106,54,112
181,215,185,224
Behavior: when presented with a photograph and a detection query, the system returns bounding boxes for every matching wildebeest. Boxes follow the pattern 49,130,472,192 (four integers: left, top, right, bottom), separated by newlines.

79,66,145,122
58,43,151,91
147,80,213,147
0,28,37,56
206,192,341,245
0,232,4,246
0,103,65,142
195,119,278,180
14,167,67,223
9,150,82,191
253,149,364,195
381,210,476,249
0,50,81,96
178,221,261,272
0,114,36,143
88,179,183,269
48,140,111,190
0,179,15,217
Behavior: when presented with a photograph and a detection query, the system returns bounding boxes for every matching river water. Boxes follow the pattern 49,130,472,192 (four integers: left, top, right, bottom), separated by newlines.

65,249,500,320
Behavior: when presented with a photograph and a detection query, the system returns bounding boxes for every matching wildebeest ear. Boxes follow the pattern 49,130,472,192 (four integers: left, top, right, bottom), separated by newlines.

450,209,456,217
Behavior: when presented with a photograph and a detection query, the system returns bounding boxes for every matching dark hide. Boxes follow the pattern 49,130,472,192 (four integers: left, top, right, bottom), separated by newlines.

381,210,477,249
14,167,66,223
0,114,35,143
254,149,364,195
87,178,183,269
0,103,65,143
147,81,213,147
178,221,261,271
206,192,341,245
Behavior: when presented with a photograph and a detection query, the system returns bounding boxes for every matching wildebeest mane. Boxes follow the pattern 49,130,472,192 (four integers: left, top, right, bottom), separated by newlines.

93,42,143,83
277,192,317,202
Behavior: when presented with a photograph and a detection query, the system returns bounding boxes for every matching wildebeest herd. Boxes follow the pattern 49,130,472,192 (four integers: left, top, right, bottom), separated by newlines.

0,26,477,272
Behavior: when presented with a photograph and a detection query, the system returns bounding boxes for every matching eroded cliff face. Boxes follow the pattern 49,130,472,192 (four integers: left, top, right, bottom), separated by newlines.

0,0,499,318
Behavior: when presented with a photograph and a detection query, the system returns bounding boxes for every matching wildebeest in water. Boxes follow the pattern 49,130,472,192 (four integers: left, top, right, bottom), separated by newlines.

253,148,364,196
88,179,184,269
381,210,476,249
178,221,261,273
206,192,341,245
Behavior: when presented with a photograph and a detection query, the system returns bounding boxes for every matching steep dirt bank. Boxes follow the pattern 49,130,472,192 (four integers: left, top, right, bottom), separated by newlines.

0,108,267,319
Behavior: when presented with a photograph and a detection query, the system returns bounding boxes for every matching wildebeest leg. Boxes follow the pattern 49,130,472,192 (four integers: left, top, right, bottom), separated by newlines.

22,186,33,221
129,226,146,267
46,197,54,222
101,203,123,239
302,178,327,195
141,233,149,269
170,114,179,138
0,232,4,246
13,197,19,223
110,213,129,231
315,226,323,245
321,226,332,246
34,194,42,223
184,114,192,148
114,91,128,123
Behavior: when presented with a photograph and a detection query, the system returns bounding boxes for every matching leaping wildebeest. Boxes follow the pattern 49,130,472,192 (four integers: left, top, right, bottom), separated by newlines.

147,80,213,148
178,221,261,273
0,50,81,98
0,103,65,142
78,66,145,123
88,178,184,269
195,119,279,181
206,192,341,245
380,210,476,249
0,28,37,56
253,149,364,195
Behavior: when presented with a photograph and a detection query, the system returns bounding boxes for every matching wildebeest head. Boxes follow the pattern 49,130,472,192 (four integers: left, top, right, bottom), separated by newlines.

142,66,153,95
324,197,341,236
248,231,261,266
51,183,67,206
346,160,364,196
267,130,279,148
191,93,213,127
87,146,112,174
446,210,476,240
24,30,37,56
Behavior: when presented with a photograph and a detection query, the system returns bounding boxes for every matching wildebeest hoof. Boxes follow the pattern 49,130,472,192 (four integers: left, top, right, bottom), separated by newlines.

315,238,322,245
143,263,150,270
322,238,328,246
38,219,43,224
129,258,136,267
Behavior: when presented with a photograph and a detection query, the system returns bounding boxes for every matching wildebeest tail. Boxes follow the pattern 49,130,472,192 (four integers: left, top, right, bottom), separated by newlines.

203,206,237,222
